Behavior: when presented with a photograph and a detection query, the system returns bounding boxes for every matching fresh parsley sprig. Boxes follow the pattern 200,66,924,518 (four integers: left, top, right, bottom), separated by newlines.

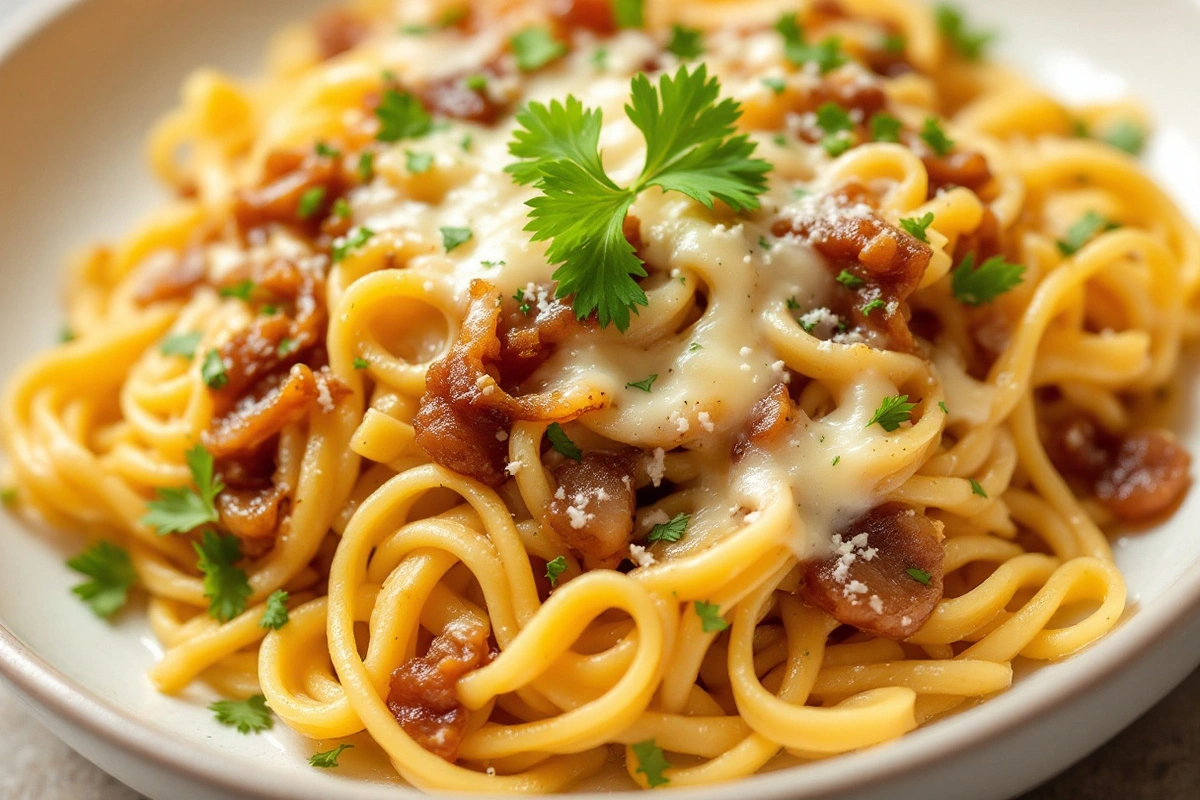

546,422,582,461
951,252,1025,305
646,512,689,543
631,738,672,788
142,445,224,535
194,530,252,622
507,65,771,330
210,694,273,734
67,540,137,620
866,394,917,432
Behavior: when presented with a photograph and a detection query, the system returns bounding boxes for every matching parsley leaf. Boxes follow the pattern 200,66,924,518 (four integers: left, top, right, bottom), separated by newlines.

219,279,254,301
969,478,988,498
815,102,854,155
882,33,907,54
939,400,949,414
546,422,582,461
464,73,488,91
66,540,136,620
836,269,864,289
353,357,369,370
869,113,902,143
309,744,353,768
441,226,473,253
259,589,289,630
762,76,786,95
1102,120,1146,155
775,13,846,74
951,253,1025,306
935,4,994,61
332,227,375,262
667,25,703,59
614,0,644,28
899,211,935,243
631,739,671,788
646,512,688,543
1057,211,1117,256
866,394,917,432
510,27,566,72
375,90,433,142
201,349,228,389
906,566,932,586
545,555,568,587
160,331,202,359
625,374,658,392
142,445,223,535
194,530,252,622
861,298,885,315
210,694,273,734
920,117,954,156
507,66,770,331
357,151,375,182
58,326,76,343
297,187,325,219
694,600,729,633
315,141,340,158
406,150,434,174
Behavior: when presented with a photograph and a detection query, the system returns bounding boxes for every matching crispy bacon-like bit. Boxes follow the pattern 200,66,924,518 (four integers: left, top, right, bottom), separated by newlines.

134,247,206,305
313,8,371,60
387,617,493,761
416,68,509,125
205,364,348,459
233,149,350,236
549,0,616,33
414,280,606,486
217,485,287,560
496,286,584,386
1049,415,1192,523
733,382,799,461
919,146,994,198
773,184,933,351
544,453,637,569
800,503,944,639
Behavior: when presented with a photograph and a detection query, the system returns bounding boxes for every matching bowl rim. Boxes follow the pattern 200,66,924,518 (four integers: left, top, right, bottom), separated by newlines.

2,0,1200,798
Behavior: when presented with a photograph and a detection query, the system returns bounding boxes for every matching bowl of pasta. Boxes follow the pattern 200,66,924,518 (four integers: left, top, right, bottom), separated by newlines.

2,0,1200,798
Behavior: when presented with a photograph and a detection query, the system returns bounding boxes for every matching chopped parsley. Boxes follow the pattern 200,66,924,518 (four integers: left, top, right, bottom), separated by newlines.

758,235,772,250
969,479,988,498
1102,120,1146,156
934,4,994,61
259,589,289,630
506,66,770,330
866,394,916,432
646,512,689,543
219,279,254,301
694,600,729,633
0,487,16,508
201,349,227,389
761,76,786,95
314,141,340,158
591,46,609,71
831,455,841,466
352,357,369,370
332,227,375,262
545,555,568,587
861,297,886,315
58,326,76,343
631,739,671,788
332,197,351,220
906,566,932,586
625,374,658,392
920,117,954,156
950,252,1025,306
441,226,473,253
374,89,433,142
481,260,505,268
194,530,252,622
546,422,582,461
1057,211,1117,256
513,287,532,314
775,13,846,74
667,25,703,59
406,150,434,174
464,73,488,91
939,400,949,414
836,269,864,289
357,151,375,182
296,187,326,219
882,33,907,54
786,296,802,310
688,342,703,352
160,331,202,360
899,211,935,243
614,0,644,28
143,444,223,535
209,694,272,734
869,113,902,143
66,540,136,620
510,27,566,72
309,744,353,768
815,102,854,157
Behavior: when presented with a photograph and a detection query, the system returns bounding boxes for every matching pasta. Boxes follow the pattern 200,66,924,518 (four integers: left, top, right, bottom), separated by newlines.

3,0,1198,792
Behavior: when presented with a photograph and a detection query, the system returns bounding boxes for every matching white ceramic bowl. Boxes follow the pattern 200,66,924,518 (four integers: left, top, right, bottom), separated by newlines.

3,1,1200,798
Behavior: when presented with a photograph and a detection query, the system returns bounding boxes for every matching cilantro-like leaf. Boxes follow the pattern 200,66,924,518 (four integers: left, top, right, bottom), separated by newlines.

353,357,369,370
545,555,568,587
510,27,566,72
631,739,671,788
219,279,254,301
625,374,657,392
920,117,954,156
866,394,917,432
906,567,932,586
546,422,582,461
160,331,202,359
861,298,885,315
815,102,854,156
899,211,935,243
194,530,252,622
464,74,488,91
406,150,434,174
332,198,351,219
332,227,375,262
646,512,688,543
58,326,76,343
775,13,846,74
951,252,1025,306
667,25,703,59
297,187,325,219
259,589,289,630
357,151,375,182
836,269,864,289
869,113,902,143
201,349,227,389
67,540,136,620
1102,120,1146,155
935,4,994,61
939,400,949,414
309,744,353,768
694,600,729,633
210,694,273,734
440,226,473,253
969,478,988,498
506,96,608,187
614,0,644,28
1057,211,1117,256
315,142,340,158
762,76,786,95
375,90,433,142
142,445,223,535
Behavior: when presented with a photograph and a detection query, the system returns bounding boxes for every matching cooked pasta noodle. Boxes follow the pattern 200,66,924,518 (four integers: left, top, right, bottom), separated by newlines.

3,0,1198,792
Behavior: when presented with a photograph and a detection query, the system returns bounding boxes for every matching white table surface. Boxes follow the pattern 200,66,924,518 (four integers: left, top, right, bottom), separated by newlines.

0,0,1197,798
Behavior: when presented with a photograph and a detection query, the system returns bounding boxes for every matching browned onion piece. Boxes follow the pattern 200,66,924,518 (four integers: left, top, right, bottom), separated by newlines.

544,453,637,569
